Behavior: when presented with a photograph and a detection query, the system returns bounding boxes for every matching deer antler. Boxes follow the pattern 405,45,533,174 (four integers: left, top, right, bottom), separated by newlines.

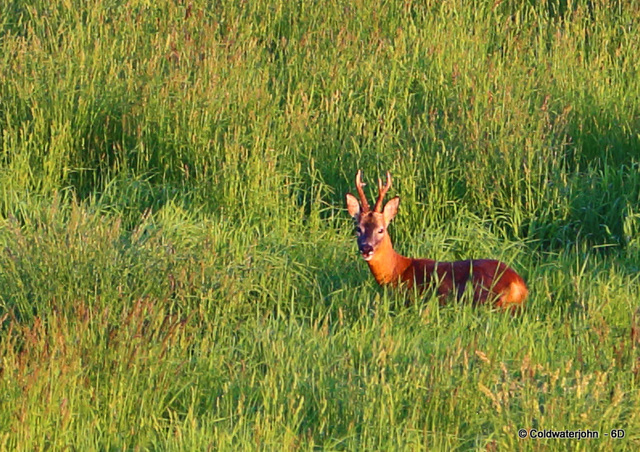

355,170,371,212
374,171,392,212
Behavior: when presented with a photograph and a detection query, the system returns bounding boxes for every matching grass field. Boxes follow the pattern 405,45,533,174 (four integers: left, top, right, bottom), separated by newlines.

1,0,640,450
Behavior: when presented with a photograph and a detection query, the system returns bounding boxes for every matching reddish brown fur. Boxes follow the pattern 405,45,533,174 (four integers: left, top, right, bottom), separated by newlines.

346,171,528,308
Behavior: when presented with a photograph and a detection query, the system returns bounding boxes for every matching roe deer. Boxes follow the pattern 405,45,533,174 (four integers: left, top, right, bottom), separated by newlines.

345,170,528,308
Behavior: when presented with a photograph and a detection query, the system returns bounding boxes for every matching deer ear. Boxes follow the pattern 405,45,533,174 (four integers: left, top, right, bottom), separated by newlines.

383,196,400,226
345,193,361,219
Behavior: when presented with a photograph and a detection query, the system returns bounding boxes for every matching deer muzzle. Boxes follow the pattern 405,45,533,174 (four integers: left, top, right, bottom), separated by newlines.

359,243,374,261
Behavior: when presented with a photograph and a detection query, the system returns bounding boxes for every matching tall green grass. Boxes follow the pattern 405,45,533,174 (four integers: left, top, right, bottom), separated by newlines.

1,0,639,449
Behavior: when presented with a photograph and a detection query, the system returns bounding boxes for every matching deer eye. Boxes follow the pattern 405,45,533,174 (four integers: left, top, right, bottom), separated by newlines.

378,228,384,234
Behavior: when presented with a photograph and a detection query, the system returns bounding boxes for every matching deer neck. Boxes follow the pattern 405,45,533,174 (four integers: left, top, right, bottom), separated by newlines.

366,235,412,286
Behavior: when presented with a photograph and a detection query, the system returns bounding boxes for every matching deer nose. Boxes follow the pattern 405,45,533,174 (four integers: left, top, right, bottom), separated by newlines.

360,244,373,255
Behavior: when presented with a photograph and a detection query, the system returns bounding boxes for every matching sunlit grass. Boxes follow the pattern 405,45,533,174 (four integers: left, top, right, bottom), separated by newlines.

1,0,639,450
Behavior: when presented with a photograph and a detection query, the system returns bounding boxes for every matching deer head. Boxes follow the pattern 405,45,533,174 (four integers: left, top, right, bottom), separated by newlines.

345,170,400,261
